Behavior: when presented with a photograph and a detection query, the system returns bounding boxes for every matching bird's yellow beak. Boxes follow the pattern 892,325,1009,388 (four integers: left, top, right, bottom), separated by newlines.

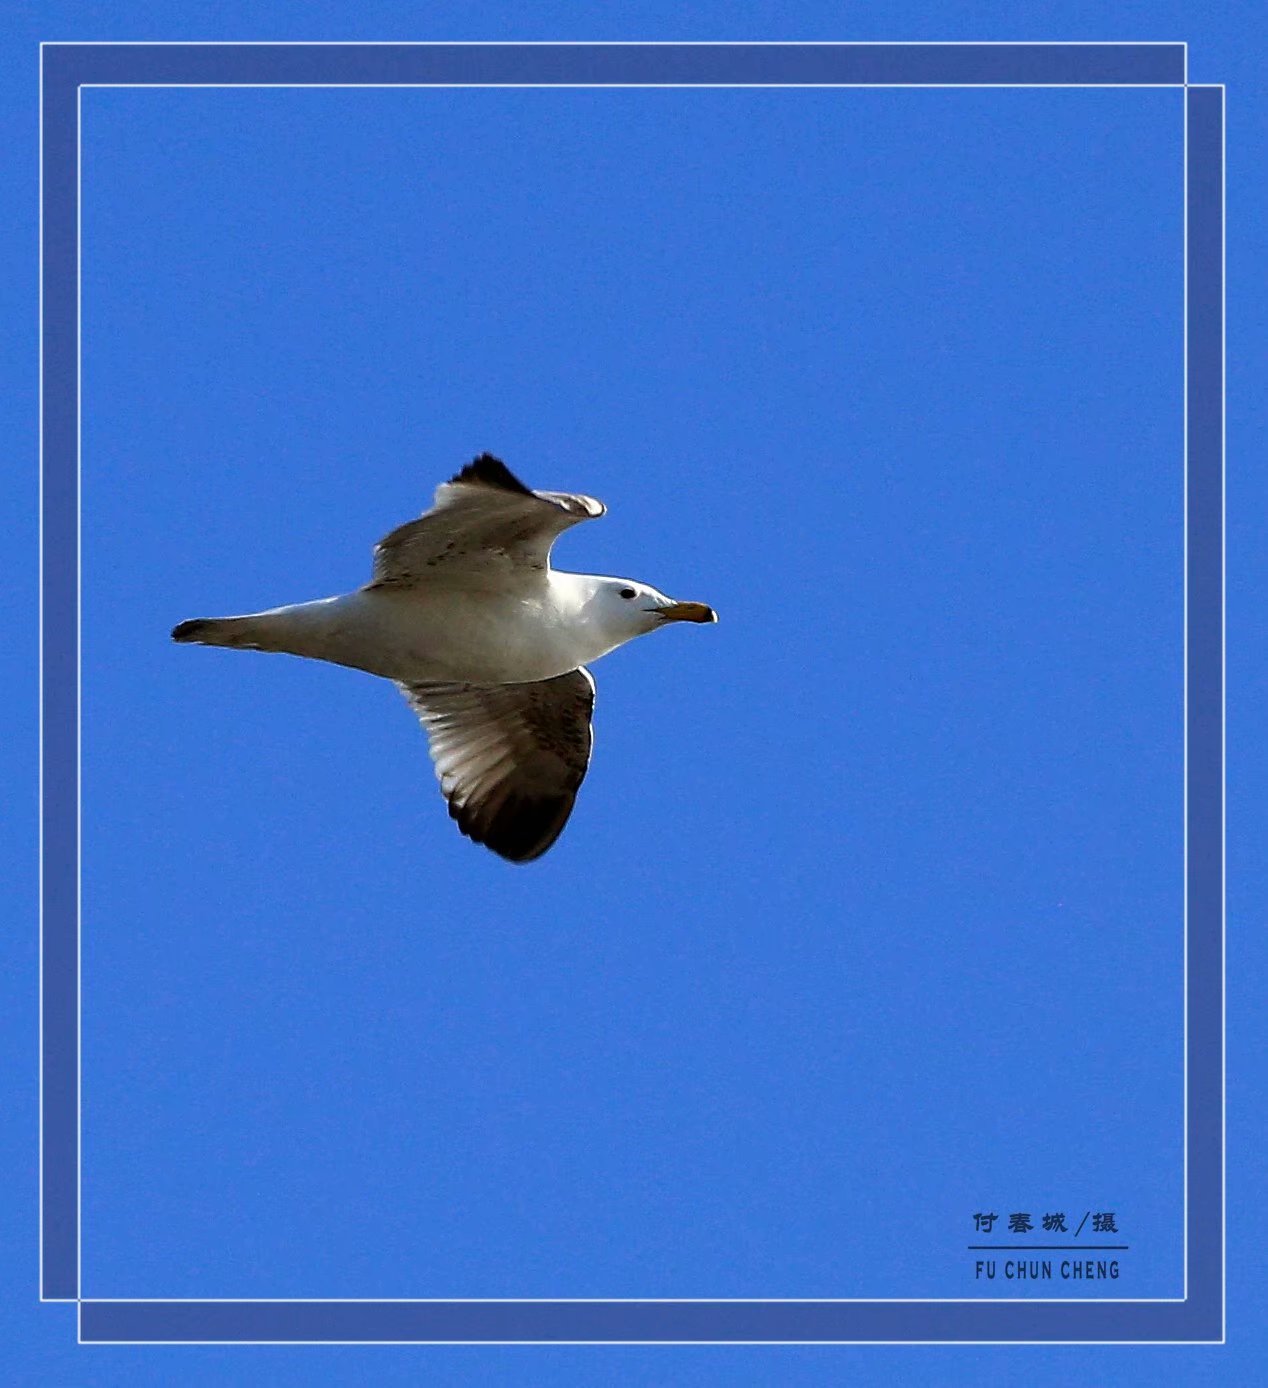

657,601,717,624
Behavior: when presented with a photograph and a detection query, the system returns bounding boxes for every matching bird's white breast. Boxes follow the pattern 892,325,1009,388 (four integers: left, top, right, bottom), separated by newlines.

292,580,596,684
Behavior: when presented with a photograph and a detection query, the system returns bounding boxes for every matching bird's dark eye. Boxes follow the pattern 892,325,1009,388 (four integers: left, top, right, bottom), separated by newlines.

619,587,636,600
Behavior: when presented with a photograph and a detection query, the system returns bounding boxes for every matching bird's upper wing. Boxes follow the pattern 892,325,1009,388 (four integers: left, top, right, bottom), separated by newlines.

398,667,596,862
370,453,605,588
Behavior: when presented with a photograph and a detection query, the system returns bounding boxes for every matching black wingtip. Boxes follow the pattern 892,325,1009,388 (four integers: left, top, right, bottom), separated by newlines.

449,453,534,496
449,788,575,863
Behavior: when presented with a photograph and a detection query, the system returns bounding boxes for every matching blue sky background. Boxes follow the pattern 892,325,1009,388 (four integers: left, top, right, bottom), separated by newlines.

3,3,1266,1386
82,77,1187,1301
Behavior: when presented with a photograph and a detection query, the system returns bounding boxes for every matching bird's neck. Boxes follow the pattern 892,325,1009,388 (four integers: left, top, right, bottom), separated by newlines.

547,570,604,613
546,572,630,666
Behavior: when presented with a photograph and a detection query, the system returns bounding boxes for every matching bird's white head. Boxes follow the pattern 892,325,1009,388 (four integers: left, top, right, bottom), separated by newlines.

583,575,717,645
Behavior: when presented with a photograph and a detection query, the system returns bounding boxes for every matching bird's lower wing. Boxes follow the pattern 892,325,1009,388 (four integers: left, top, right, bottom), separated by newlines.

398,668,596,862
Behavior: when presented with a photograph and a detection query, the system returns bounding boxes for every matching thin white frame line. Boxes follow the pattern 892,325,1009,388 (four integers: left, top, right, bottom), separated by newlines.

1181,78,1189,1305
75,82,1186,90
1219,80,1227,1348
54,56,1208,1329
75,81,84,1304
44,39,1192,47
73,1333,1226,1347
80,1288,1179,1302
36,33,45,1304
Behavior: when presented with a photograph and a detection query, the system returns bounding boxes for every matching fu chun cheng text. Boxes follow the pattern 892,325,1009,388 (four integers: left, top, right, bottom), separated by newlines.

974,1259,1120,1282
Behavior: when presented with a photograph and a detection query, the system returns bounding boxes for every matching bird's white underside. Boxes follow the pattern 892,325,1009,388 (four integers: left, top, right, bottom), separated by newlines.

175,456,709,861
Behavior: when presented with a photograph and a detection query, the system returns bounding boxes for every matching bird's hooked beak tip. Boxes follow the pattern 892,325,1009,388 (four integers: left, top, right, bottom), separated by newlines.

658,600,717,625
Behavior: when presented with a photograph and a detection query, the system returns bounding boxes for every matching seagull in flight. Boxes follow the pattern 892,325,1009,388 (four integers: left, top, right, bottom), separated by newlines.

172,453,716,862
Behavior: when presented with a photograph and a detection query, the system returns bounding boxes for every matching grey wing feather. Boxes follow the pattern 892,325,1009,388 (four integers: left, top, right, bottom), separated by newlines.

398,667,596,862
371,453,604,588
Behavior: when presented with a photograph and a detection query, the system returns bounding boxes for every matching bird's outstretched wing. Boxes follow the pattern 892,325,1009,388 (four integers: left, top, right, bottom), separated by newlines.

370,453,605,589
398,667,596,862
